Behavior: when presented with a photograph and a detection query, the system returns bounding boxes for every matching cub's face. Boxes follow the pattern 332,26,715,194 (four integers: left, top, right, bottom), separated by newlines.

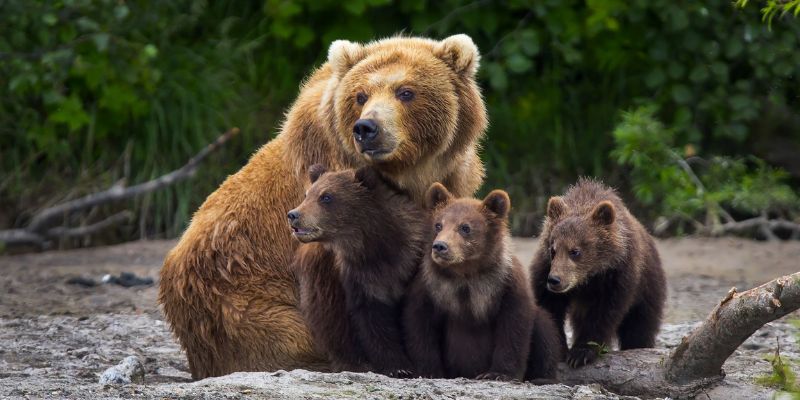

287,165,380,243
425,183,509,268
544,197,617,294
327,35,480,169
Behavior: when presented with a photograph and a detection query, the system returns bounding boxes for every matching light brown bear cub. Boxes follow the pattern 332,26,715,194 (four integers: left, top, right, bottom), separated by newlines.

289,164,424,377
531,178,666,368
404,183,560,381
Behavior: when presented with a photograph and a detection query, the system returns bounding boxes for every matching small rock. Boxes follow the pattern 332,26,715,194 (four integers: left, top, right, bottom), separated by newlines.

66,276,97,287
99,356,145,385
102,272,154,287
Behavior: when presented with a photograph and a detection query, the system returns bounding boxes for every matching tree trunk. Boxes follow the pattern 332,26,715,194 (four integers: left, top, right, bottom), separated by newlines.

558,271,800,398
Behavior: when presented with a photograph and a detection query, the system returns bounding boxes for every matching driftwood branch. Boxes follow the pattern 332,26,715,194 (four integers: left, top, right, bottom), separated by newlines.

27,128,239,233
0,128,239,250
559,271,800,397
715,216,800,237
665,271,800,383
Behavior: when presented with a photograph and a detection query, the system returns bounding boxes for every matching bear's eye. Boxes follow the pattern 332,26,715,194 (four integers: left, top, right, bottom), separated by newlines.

356,92,368,106
459,224,471,235
396,89,415,102
568,248,581,259
319,194,333,204
550,246,556,260
434,222,442,232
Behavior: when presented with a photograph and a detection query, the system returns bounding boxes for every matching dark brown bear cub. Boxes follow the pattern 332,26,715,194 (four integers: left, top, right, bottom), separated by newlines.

404,183,560,381
531,178,666,368
288,164,424,377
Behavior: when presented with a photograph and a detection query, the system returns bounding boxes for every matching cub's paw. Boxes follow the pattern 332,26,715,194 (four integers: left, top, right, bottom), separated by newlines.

386,369,414,379
475,372,513,381
566,346,599,368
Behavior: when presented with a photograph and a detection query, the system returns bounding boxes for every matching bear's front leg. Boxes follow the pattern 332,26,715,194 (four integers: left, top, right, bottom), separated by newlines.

567,296,630,368
348,294,415,378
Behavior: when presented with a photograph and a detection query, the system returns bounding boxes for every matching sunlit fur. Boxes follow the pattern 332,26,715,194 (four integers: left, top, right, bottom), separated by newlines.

530,178,667,368
403,184,561,381
158,34,487,379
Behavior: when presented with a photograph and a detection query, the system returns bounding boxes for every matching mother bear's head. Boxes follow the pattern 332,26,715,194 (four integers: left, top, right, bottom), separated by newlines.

322,34,487,182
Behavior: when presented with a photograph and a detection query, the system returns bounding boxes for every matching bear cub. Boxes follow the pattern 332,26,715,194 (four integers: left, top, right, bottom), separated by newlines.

531,178,666,368
404,183,560,381
288,164,424,377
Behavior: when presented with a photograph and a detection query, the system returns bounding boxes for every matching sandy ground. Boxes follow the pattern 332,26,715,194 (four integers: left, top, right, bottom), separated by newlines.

0,237,798,399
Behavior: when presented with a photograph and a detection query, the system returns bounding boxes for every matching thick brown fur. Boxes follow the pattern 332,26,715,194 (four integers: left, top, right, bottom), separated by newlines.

530,178,666,368
289,165,425,377
403,184,560,381
158,34,488,378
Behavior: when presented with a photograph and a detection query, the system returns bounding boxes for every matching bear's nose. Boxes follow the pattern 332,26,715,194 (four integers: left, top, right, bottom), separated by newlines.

353,119,379,143
287,210,300,222
546,275,561,286
432,241,449,253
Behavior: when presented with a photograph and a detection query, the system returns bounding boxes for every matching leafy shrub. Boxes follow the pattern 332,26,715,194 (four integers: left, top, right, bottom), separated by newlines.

613,105,800,236
1,0,799,240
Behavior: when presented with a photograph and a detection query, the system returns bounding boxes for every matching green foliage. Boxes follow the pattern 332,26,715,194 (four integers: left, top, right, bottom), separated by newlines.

737,0,800,28
755,323,800,398
1,0,799,239
586,341,610,356
613,105,800,234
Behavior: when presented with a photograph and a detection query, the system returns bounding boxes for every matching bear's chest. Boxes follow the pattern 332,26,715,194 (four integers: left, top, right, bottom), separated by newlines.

443,317,494,378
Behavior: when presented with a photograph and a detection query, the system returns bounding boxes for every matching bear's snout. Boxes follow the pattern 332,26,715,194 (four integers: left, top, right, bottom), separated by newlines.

353,119,380,145
432,241,449,254
287,210,300,222
546,274,569,293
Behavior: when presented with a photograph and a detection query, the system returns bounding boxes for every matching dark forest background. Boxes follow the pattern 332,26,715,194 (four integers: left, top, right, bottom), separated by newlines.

1,0,799,248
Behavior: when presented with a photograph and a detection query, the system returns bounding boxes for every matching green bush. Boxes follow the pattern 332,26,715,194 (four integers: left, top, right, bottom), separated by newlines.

613,105,800,236
1,0,798,240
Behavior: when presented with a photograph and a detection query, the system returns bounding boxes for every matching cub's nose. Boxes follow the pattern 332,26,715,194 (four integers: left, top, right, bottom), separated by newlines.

353,119,379,143
546,275,561,287
287,210,300,222
432,241,449,253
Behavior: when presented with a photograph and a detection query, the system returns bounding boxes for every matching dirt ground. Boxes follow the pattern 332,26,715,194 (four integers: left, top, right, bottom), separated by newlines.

1,237,799,399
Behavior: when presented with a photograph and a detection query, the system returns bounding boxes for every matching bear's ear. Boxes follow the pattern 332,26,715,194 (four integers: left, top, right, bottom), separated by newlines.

482,190,510,218
434,34,480,78
591,201,616,226
547,196,568,221
354,166,382,190
426,182,452,210
328,40,366,77
308,164,327,183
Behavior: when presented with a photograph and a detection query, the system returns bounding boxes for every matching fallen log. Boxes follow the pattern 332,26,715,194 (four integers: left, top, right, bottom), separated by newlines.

558,271,800,398
0,128,239,250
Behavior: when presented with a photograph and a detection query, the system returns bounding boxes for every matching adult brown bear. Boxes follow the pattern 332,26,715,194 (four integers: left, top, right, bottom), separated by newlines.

158,34,488,379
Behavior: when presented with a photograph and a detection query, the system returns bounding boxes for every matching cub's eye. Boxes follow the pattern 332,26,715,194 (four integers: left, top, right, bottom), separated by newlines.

320,194,332,204
396,89,415,102
434,222,442,232
568,248,581,259
459,224,471,235
356,92,368,105
550,246,556,259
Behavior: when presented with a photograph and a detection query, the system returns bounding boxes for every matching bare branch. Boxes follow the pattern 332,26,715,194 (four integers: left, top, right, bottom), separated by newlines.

26,128,239,233
716,216,800,237
666,271,800,383
0,230,46,248
46,211,132,239
556,271,800,397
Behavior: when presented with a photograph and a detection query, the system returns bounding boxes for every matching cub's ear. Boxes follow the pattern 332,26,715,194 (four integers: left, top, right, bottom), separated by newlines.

328,40,366,77
434,34,480,78
308,164,327,183
591,201,616,226
482,190,510,218
425,182,452,210
354,166,382,189
547,196,568,221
